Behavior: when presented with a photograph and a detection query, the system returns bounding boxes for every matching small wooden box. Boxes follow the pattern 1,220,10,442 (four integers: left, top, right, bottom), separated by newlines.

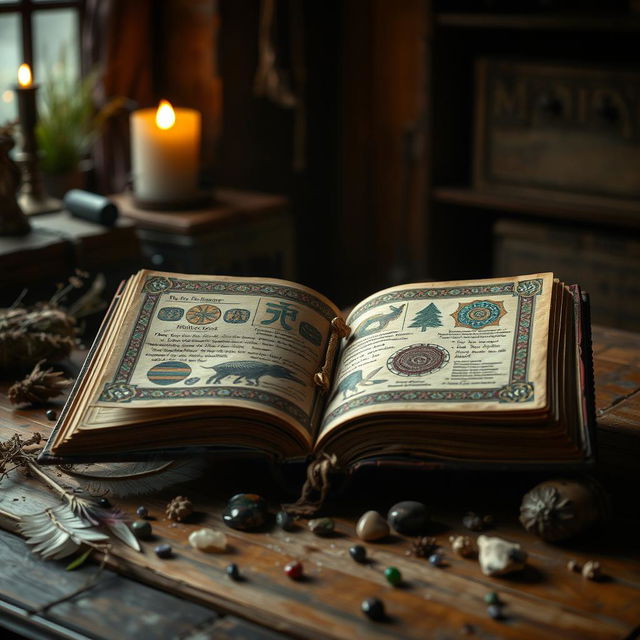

114,189,295,280
493,218,640,331
475,58,640,201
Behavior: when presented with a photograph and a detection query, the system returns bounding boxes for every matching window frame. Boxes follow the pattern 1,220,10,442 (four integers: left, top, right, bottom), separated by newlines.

0,0,85,74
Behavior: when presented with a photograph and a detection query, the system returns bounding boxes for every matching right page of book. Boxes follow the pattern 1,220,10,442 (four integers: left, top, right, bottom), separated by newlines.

317,273,553,441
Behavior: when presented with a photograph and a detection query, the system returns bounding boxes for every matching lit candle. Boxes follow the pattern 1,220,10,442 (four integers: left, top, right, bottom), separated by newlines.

130,100,201,204
15,63,38,155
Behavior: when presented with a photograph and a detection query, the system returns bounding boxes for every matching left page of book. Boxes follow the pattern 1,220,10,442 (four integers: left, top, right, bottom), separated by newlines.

75,270,342,444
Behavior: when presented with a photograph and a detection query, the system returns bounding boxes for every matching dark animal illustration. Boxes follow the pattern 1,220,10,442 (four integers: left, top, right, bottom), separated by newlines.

353,304,405,339
204,360,305,386
333,367,386,400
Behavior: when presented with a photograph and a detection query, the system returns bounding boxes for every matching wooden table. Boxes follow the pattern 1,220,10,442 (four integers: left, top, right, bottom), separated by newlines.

0,326,639,640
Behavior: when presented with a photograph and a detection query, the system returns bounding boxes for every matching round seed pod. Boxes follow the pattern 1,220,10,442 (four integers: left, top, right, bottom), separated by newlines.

519,477,611,542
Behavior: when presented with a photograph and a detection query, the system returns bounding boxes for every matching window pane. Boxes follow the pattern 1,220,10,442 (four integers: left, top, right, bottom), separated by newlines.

33,8,80,83
0,13,21,124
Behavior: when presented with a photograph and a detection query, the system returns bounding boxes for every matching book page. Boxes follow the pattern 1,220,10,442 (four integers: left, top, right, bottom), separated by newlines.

90,271,341,437
317,273,552,441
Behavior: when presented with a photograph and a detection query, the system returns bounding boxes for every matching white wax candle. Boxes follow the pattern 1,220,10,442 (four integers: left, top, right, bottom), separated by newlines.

130,101,201,202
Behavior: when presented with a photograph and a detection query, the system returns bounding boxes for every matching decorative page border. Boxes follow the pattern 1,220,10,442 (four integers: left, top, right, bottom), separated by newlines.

97,275,335,428
323,278,543,425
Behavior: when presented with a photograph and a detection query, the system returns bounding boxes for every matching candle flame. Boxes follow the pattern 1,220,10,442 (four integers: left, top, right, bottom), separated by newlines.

18,64,32,87
155,100,176,130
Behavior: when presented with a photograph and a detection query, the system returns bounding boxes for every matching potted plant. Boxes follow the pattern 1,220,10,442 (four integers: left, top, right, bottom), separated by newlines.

35,68,124,198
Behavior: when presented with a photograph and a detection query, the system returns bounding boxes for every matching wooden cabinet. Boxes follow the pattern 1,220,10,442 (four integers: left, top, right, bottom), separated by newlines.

423,5,640,330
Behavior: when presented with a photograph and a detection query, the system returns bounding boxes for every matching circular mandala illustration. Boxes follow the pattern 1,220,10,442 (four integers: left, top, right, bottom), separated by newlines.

387,343,450,377
147,361,192,385
186,304,221,325
451,300,506,330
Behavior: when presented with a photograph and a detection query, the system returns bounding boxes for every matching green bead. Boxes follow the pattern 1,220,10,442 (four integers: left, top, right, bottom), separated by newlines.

484,591,500,605
131,519,152,539
384,566,402,586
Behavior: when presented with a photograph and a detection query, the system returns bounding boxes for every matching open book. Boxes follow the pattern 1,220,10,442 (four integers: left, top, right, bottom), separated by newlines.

40,270,595,471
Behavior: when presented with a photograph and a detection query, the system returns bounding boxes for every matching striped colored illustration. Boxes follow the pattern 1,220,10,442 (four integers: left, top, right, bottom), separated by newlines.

146,361,192,385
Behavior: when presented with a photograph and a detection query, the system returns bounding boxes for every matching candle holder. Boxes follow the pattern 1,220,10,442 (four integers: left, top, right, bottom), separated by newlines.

15,80,62,216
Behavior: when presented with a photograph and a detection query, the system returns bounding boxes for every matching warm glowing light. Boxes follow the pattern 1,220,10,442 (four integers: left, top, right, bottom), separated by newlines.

17,64,32,87
155,100,176,130
2,90,14,104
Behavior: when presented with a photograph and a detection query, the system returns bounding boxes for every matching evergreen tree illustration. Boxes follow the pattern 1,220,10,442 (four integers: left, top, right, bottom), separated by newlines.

409,303,442,331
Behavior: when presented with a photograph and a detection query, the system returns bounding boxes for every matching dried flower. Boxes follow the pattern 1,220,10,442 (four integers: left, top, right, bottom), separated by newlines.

8,359,72,406
166,495,193,522
409,536,439,558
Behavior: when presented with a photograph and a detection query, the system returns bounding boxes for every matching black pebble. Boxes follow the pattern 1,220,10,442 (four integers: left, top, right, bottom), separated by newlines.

361,597,385,621
136,506,148,518
154,543,172,559
226,563,240,580
98,497,111,508
487,604,504,620
45,409,57,421
349,544,367,563
276,510,295,531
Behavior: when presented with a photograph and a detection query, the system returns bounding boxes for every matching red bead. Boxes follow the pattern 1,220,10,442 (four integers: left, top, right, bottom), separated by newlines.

284,560,303,579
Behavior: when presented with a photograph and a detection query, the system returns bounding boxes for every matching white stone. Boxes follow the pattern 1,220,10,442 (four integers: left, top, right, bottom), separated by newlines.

188,528,227,552
477,535,527,576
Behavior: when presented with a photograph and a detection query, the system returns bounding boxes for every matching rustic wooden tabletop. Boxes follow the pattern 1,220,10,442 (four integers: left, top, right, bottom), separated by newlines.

0,325,639,640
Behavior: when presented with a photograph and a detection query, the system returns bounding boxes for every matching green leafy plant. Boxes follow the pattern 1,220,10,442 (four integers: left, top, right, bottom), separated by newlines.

35,69,124,175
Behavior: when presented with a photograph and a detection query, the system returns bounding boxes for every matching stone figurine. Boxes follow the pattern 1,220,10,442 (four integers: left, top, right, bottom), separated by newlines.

0,124,30,236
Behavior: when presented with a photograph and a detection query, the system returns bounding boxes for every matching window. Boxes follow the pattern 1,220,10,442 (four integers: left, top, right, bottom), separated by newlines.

0,0,83,124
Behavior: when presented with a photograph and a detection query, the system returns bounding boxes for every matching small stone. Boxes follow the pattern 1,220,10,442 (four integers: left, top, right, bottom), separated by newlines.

384,566,402,586
582,560,602,581
188,528,227,552
463,512,485,531
276,510,296,531
284,560,303,580
428,551,444,567
349,544,367,563
223,493,268,531
45,409,57,421
136,506,148,518
449,535,477,558
567,560,581,573
387,501,430,536
478,535,527,576
226,563,240,580
484,591,500,605
361,597,385,621
487,604,504,620
356,510,389,541
154,543,172,558
131,519,152,539
98,497,111,508
308,517,334,536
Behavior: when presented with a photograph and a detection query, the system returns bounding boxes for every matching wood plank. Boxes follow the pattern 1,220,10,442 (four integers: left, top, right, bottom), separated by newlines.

432,186,640,230
0,529,219,640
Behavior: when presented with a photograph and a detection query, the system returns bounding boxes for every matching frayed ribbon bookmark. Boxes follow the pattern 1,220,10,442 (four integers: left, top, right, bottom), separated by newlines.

283,453,341,517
